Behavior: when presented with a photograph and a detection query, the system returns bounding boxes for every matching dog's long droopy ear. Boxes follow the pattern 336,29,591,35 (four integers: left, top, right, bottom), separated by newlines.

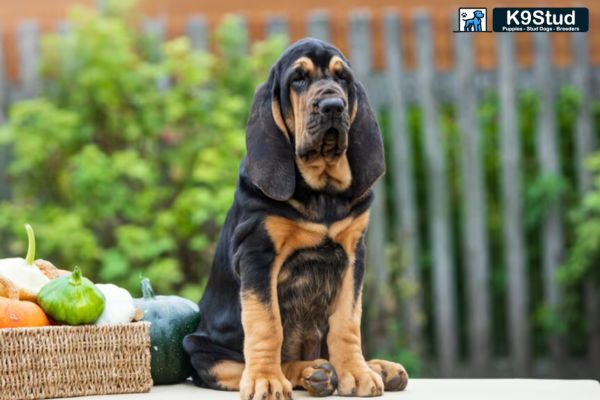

246,69,295,201
347,81,385,198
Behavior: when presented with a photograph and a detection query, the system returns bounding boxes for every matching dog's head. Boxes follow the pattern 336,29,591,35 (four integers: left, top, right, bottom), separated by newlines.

473,10,484,18
246,38,384,201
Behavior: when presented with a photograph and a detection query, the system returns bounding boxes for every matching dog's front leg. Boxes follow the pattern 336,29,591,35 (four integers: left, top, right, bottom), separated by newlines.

238,215,328,399
239,250,292,400
328,213,384,397
327,247,383,396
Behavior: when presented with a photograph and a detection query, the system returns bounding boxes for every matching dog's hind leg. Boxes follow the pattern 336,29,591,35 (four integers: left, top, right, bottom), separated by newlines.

183,334,245,390
367,359,409,391
205,360,245,391
282,360,338,397
187,352,244,391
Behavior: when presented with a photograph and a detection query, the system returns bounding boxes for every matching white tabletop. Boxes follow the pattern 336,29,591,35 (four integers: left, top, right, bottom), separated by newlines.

74,379,600,400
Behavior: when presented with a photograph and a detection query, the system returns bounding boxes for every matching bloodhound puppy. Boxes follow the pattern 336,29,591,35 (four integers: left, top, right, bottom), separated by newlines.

184,38,408,399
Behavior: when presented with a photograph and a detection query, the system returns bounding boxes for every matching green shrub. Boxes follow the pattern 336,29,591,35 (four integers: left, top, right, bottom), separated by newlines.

0,2,285,300
555,139,600,353
561,153,600,306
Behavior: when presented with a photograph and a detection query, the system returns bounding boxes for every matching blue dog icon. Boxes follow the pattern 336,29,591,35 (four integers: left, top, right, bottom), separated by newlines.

462,10,485,31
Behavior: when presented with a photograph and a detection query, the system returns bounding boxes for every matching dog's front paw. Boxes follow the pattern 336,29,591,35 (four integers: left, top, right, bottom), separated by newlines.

333,361,383,397
301,360,338,397
367,359,408,391
240,368,293,400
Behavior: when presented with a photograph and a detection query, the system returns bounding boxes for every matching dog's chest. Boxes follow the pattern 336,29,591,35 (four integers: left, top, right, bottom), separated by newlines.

264,212,370,360
277,239,347,360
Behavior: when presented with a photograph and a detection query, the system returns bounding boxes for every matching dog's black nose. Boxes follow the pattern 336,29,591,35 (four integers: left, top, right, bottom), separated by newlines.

318,97,344,115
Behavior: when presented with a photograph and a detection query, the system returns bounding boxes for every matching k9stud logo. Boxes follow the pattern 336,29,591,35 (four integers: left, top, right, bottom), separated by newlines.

457,8,489,32
492,7,589,32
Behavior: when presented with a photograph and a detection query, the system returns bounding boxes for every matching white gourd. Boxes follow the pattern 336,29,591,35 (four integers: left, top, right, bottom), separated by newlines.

94,283,136,325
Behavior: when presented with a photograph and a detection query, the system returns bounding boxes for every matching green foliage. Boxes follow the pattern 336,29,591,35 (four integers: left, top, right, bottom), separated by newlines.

0,3,285,300
561,153,600,286
376,82,600,367
559,84,600,294
558,153,600,351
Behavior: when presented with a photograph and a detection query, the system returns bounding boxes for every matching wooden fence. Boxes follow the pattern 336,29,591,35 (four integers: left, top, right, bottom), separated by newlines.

0,9,599,378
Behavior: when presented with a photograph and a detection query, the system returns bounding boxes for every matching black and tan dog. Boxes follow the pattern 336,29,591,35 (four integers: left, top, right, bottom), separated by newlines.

183,38,408,399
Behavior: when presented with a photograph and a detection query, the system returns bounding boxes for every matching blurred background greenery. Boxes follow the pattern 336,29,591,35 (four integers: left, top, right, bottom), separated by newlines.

0,3,285,301
1,0,600,379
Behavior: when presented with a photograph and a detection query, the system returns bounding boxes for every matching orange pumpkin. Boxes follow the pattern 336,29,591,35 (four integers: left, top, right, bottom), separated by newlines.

0,277,50,328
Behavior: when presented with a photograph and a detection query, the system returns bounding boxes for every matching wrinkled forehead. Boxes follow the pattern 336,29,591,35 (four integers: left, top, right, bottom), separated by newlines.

277,39,349,74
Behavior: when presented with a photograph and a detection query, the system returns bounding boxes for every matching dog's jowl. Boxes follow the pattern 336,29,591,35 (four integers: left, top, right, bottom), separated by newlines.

183,38,408,399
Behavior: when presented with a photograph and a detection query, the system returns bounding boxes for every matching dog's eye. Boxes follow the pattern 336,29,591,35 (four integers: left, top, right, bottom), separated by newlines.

336,71,352,84
291,73,308,89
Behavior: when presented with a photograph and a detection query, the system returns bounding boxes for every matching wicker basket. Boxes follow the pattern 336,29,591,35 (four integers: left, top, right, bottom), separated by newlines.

0,322,153,400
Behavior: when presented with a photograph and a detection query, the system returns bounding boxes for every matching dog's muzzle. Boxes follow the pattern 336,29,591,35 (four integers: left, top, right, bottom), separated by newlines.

300,93,350,161
319,97,348,158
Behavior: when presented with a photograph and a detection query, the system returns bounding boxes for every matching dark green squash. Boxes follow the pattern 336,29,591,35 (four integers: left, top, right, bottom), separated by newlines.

134,278,200,385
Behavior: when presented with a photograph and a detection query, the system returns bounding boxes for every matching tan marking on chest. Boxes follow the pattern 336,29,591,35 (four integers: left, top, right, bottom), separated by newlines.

265,211,369,257
329,210,370,253
265,216,327,255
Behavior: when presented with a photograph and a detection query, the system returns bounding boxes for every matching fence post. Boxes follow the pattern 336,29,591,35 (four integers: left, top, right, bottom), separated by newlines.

349,10,391,355
306,11,330,42
96,0,108,15
232,12,251,56
0,26,9,201
0,26,7,124
413,10,458,376
185,16,209,52
497,32,530,376
56,20,71,36
16,20,40,99
383,12,423,355
266,15,289,39
454,24,491,373
142,17,166,62
533,32,566,371
142,17,169,91
571,31,600,376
